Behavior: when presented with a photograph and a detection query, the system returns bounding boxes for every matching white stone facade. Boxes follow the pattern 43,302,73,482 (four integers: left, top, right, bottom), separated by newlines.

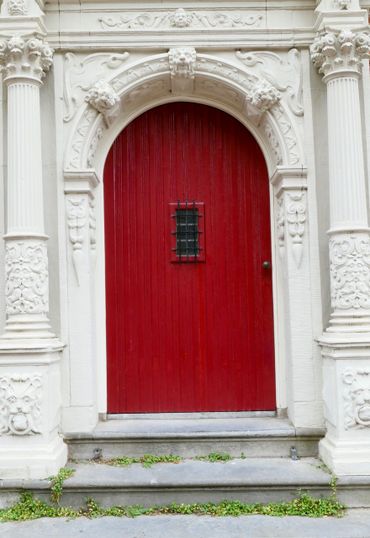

0,0,369,478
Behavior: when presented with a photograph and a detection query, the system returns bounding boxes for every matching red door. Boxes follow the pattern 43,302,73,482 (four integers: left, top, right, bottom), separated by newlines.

105,103,275,413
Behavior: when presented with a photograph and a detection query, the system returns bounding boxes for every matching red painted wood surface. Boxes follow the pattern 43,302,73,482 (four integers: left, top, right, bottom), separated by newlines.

105,103,276,413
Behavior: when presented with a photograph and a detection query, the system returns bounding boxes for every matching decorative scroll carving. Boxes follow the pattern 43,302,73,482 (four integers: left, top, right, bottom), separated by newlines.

99,11,263,30
87,126,104,168
0,36,53,81
67,107,98,169
63,52,129,123
86,80,120,125
124,80,167,108
343,369,370,429
7,0,28,15
330,234,370,310
5,241,48,315
272,105,300,165
277,197,285,257
311,30,370,76
236,49,303,117
0,375,42,436
67,197,88,285
286,192,306,268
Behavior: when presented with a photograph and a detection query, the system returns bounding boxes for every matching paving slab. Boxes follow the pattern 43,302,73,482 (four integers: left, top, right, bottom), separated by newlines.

1,510,370,538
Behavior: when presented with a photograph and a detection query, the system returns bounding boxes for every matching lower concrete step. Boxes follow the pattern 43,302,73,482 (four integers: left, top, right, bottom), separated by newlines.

1,458,369,509
65,417,324,460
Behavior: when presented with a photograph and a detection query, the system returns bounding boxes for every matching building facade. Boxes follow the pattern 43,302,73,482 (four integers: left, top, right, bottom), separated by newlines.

0,0,370,479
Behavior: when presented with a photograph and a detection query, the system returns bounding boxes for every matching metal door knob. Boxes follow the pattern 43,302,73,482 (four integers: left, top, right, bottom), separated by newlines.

262,261,271,270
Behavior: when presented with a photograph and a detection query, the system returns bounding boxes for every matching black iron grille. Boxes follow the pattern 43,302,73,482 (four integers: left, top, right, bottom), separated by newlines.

176,208,199,257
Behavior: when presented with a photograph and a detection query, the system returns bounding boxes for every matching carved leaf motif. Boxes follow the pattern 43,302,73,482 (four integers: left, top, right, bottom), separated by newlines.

0,375,42,436
5,241,48,315
67,197,88,285
286,192,306,267
330,234,370,310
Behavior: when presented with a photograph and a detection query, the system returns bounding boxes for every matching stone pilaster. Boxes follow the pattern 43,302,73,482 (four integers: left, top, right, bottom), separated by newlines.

0,35,66,477
311,29,370,474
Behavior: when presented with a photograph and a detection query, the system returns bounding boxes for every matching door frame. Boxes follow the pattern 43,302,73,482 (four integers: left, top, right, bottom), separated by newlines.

62,51,322,432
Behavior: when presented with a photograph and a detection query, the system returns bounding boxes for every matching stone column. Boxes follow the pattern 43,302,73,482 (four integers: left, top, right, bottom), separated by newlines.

0,35,66,478
311,29,370,474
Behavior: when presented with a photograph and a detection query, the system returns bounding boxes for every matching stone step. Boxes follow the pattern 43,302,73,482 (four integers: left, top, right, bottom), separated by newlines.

1,457,369,509
65,417,323,460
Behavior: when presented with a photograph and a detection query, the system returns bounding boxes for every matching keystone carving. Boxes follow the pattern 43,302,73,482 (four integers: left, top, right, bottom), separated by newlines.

343,369,370,429
0,375,42,436
5,241,49,315
86,80,120,124
310,30,370,76
169,47,196,93
0,36,53,81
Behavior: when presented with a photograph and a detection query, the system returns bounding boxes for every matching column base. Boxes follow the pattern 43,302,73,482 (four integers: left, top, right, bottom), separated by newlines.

0,436,67,480
320,435,370,476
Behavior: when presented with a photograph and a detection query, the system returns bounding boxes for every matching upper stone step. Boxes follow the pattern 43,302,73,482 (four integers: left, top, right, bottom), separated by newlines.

65,417,324,460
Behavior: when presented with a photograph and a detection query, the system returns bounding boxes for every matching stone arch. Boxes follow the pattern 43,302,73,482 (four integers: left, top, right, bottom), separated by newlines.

64,50,304,178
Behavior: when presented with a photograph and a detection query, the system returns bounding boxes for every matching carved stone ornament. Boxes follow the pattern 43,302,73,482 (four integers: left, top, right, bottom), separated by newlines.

7,0,28,16
277,197,285,257
5,241,49,315
343,368,370,429
169,47,196,79
0,375,42,436
170,8,192,28
67,197,88,285
330,233,370,310
310,30,370,76
286,192,306,267
335,0,351,9
86,80,120,124
247,81,280,113
0,36,53,81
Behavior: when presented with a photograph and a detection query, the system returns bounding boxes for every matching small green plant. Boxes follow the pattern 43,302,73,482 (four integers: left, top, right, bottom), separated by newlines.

50,467,75,504
195,452,232,463
0,492,345,522
108,454,181,468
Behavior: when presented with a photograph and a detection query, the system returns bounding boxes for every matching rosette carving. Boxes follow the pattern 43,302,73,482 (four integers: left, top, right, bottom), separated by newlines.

0,36,53,81
310,30,370,76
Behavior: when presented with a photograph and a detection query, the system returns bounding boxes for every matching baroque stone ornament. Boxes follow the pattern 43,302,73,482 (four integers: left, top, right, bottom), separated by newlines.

169,47,196,79
67,197,88,285
330,234,370,310
335,0,351,8
286,192,306,268
0,36,53,81
343,369,370,429
7,0,28,15
170,8,192,28
248,81,280,113
277,197,285,257
86,80,120,124
0,375,42,436
310,30,370,76
5,241,49,315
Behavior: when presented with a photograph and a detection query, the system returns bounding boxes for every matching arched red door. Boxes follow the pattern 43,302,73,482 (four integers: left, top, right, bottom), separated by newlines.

104,103,276,413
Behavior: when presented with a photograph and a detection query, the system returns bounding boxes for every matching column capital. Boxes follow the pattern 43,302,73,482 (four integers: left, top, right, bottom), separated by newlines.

310,29,370,78
0,35,53,83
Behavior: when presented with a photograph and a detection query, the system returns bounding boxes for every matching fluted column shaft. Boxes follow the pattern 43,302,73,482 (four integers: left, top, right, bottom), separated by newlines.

311,30,370,334
0,36,55,340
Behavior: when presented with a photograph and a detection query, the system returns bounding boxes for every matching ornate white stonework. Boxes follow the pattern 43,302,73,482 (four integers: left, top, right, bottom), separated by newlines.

343,369,370,429
248,81,280,113
310,30,370,77
5,241,49,315
0,375,42,436
7,0,28,16
67,197,88,285
277,197,285,257
335,0,351,9
169,47,196,79
99,10,263,30
86,80,120,125
0,36,53,81
329,234,370,311
286,192,306,268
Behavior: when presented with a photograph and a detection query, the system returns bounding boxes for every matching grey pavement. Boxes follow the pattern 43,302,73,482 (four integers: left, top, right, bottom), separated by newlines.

1,510,370,538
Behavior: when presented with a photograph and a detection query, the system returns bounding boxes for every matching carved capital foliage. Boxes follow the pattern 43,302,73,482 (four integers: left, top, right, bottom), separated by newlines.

330,233,370,310
85,80,120,124
169,47,196,80
0,375,42,436
0,36,53,82
310,30,370,77
5,240,49,315
343,368,370,429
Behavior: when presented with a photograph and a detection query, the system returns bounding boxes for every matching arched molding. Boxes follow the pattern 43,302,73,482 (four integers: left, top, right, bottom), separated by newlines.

63,50,304,178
